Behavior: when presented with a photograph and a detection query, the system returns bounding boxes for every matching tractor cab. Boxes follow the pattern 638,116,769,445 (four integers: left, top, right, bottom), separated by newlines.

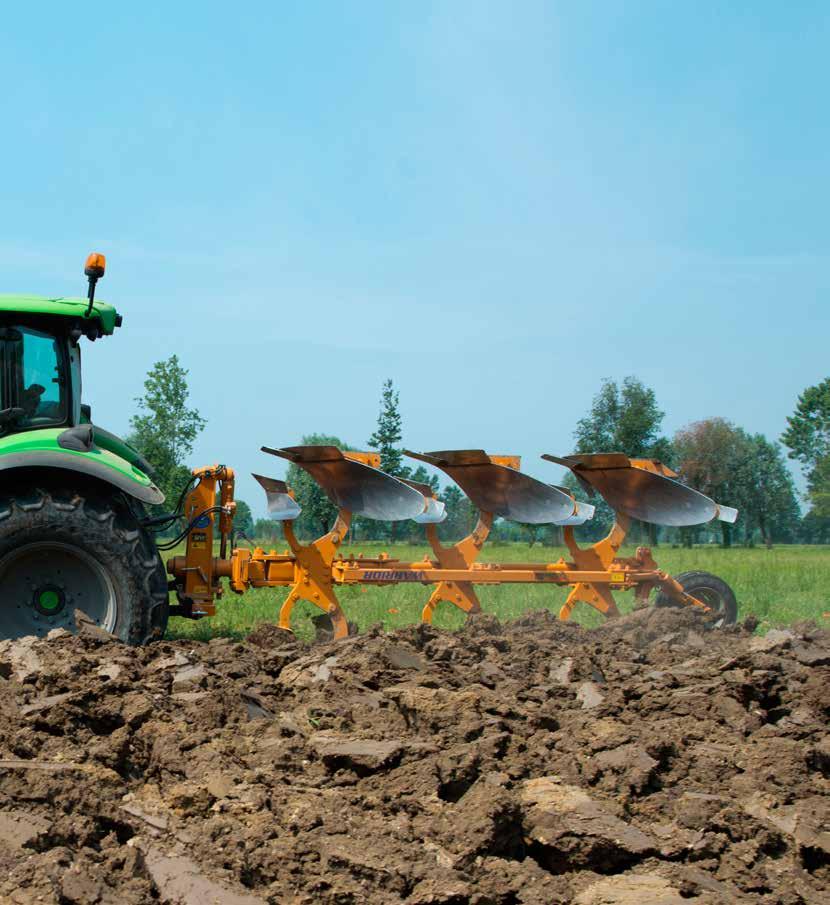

0,254,121,439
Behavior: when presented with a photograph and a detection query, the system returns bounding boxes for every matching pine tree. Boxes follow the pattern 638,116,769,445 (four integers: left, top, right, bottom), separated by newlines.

409,464,440,494
368,379,409,478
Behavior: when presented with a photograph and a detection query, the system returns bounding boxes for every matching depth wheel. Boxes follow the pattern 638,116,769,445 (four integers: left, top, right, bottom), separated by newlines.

0,484,168,644
655,570,738,627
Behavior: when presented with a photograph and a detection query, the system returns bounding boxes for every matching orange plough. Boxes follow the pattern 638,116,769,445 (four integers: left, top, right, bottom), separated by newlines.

167,446,740,639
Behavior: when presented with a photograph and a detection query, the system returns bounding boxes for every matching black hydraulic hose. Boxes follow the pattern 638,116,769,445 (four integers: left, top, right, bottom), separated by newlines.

142,475,201,532
155,506,226,551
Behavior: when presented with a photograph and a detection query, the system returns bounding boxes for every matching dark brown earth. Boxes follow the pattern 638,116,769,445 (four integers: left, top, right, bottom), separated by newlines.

0,608,826,904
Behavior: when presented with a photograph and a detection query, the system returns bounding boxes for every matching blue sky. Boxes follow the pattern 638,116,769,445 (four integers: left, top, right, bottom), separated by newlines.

1,2,827,512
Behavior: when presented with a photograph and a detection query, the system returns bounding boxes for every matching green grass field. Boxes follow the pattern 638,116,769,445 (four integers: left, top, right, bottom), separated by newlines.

166,542,830,642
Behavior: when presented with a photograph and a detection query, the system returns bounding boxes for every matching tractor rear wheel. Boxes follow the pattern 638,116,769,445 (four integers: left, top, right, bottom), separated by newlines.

654,570,738,627
0,484,168,644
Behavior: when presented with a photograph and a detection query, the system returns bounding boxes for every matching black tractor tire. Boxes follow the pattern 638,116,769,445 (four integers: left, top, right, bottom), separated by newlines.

0,484,168,644
654,570,738,627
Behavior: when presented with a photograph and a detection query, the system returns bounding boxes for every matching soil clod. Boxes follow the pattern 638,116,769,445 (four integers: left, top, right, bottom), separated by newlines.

0,608,825,903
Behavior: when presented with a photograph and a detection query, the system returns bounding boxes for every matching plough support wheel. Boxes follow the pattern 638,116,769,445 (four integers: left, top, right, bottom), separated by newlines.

655,570,738,626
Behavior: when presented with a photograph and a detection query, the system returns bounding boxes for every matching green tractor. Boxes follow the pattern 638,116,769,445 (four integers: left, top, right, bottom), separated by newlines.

0,254,169,643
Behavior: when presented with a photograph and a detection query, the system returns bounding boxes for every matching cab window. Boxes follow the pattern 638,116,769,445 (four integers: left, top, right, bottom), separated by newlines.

5,327,67,429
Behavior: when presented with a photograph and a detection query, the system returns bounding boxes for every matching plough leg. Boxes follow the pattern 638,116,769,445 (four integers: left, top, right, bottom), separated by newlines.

558,514,630,621
559,582,620,621
421,514,492,622
279,514,352,640
422,580,482,624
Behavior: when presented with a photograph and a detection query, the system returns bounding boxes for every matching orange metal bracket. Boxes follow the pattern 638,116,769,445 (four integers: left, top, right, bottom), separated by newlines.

175,465,235,617
278,511,353,640
421,511,494,623
558,513,630,620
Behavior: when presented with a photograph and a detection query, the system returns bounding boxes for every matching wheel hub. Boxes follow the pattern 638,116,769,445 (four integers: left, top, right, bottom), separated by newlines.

0,542,117,638
32,584,67,616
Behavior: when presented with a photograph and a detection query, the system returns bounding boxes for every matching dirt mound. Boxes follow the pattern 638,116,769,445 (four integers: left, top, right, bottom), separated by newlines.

0,608,826,904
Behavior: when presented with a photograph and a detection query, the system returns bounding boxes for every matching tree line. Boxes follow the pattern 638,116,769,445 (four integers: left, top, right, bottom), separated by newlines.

126,358,830,548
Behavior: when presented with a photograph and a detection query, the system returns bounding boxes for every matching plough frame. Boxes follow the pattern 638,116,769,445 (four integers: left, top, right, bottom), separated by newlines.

167,448,731,639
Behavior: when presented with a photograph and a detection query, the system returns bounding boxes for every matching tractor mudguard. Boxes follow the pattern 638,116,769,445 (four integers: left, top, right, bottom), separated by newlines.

92,425,159,482
0,428,164,505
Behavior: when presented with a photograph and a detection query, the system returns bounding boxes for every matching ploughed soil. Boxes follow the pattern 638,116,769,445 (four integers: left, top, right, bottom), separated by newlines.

0,609,827,904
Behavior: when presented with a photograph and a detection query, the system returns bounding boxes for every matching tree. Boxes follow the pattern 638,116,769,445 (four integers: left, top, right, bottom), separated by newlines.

253,518,283,544
368,379,413,541
235,500,254,537
781,377,830,516
743,434,801,546
368,379,407,478
800,509,830,544
575,377,673,460
809,455,830,517
516,522,543,547
673,418,753,548
127,355,206,507
573,377,673,543
409,464,439,494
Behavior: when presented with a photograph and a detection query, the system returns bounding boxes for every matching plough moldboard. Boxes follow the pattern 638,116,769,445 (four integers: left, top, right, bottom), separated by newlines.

166,446,740,639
